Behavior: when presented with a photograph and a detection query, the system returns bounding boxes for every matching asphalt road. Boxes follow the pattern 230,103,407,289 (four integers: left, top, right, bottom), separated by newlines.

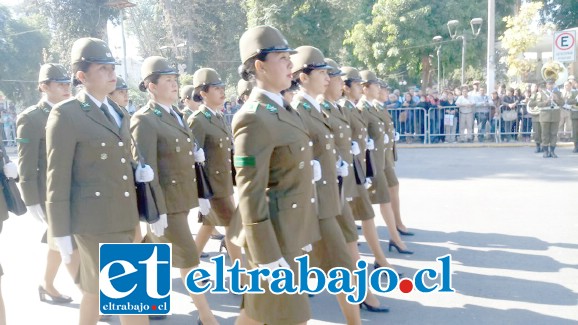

1,146,577,324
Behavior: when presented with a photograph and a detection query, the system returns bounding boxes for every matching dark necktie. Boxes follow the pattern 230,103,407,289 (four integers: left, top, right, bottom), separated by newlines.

169,109,183,127
100,104,118,128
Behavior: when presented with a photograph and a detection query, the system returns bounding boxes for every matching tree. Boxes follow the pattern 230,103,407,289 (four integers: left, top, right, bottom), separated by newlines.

24,0,120,64
344,0,515,88
0,5,50,106
500,2,555,83
539,0,578,30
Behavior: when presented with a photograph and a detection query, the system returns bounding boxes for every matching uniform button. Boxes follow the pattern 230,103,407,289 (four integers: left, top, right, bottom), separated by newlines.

358,135,362,139
291,203,297,208
176,139,179,143
192,165,195,169
187,138,191,142
194,178,197,182
323,180,327,184
311,198,315,203
346,125,350,129
226,137,229,141
123,175,128,180
330,134,334,138
95,192,101,197
228,159,232,162
333,149,336,154
339,125,342,129
326,144,331,150
301,147,304,151
325,134,329,139
227,148,231,151
348,137,352,141
121,158,126,163
299,161,305,169
216,171,220,174
309,141,313,146
118,141,124,147
171,180,176,184
189,151,193,155
101,142,106,147
124,192,130,197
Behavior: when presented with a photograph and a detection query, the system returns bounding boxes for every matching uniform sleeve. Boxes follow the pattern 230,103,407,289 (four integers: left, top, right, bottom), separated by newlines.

130,114,168,216
45,107,75,237
189,116,207,149
233,112,281,264
16,114,41,205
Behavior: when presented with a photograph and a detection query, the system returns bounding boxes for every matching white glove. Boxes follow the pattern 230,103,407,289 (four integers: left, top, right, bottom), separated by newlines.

3,161,18,179
364,178,372,189
384,134,390,144
134,164,154,183
27,204,46,224
258,257,290,284
351,141,361,156
194,144,205,163
54,236,73,264
302,244,312,253
394,132,400,142
198,198,211,216
564,104,571,110
366,138,375,150
336,159,349,177
150,214,168,237
311,160,322,182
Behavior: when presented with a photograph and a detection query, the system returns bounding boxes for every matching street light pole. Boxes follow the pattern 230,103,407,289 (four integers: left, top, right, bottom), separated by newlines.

486,0,496,93
433,36,443,90
447,18,483,87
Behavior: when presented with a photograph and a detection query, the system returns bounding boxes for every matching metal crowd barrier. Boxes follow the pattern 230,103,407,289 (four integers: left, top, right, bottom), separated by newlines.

387,107,428,144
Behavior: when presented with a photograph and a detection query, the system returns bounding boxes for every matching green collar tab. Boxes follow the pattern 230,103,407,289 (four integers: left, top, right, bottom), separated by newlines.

265,104,277,113
80,101,91,111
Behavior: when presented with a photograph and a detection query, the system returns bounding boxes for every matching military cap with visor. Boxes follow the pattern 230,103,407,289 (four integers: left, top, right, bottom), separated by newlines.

340,66,363,83
192,68,224,95
70,37,119,65
237,79,253,97
359,70,380,84
290,46,331,74
141,56,178,82
239,25,297,64
115,76,129,90
38,63,70,83
180,85,196,100
324,58,345,77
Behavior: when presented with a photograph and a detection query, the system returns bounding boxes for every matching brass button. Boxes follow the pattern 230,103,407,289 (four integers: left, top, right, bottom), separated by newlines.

171,180,176,184
311,198,315,203
291,203,297,208
122,175,128,180
95,192,101,197
309,141,313,147
124,192,130,197
101,142,106,147
176,139,179,143
121,158,126,163
187,138,191,142
189,151,193,155
118,142,124,147
216,171,220,174
322,180,327,184
301,147,305,151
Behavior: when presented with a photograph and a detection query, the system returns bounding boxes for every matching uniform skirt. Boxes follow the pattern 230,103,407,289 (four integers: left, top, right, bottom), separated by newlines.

310,216,356,272
146,211,200,269
349,186,375,221
242,249,311,325
74,230,134,294
367,170,391,204
384,167,399,187
335,201,359,243
204,196,236,226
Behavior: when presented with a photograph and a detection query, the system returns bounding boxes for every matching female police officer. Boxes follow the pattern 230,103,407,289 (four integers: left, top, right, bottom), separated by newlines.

233,25,321,325
131,56,217,325
46,37,152,325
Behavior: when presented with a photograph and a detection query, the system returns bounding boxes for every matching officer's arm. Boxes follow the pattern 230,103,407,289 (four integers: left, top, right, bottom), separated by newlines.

130,114,168,215
45,107,75,237
232,111,281,264
16,114,41,205
189,116,206,149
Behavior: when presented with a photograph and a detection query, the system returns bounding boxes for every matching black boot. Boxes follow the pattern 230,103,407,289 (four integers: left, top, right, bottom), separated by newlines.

550,146,558,158
542,146,550,158
534,143,542,153
573,143,578,153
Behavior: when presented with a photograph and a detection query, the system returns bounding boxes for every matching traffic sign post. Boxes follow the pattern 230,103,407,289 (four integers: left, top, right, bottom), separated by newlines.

553,30,576,63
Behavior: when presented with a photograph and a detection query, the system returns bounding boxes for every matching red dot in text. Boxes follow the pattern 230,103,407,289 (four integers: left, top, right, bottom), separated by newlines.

399,279,413,293
152,305,157,310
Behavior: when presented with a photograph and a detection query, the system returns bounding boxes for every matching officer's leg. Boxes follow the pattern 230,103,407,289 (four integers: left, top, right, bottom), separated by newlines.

550,121,559,158
541,121,550,157
572,118,578,152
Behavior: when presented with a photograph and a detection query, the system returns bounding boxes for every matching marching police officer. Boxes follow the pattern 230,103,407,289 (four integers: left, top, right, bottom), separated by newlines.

291,46,361,324
237,79,253,105
45,37,152,324
17,63,79,304
188,67,242,264
233,25,320,325
131,56,218,325
179,85,199,121
108,76,131,114
560,81,578,153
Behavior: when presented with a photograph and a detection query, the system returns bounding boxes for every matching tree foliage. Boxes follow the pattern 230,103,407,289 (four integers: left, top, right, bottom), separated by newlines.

0,5,49,106
500,2,555,82
539,0,578,30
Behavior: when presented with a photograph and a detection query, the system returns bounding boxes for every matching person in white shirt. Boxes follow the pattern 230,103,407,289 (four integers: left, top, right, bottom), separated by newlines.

455,86,475,142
